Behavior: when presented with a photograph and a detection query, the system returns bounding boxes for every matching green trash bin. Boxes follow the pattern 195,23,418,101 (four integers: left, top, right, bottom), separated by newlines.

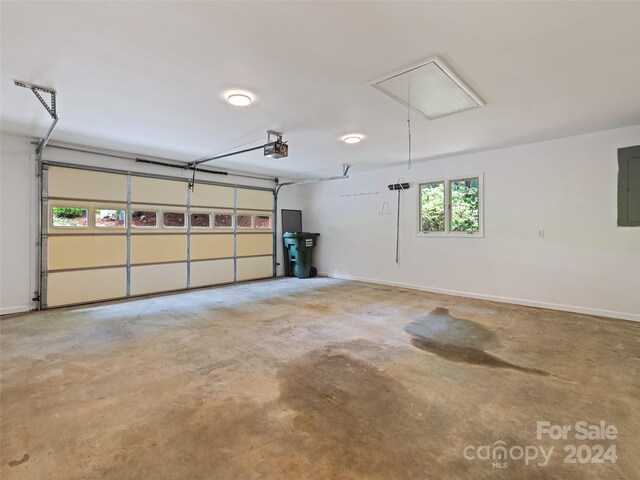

283,232,320,278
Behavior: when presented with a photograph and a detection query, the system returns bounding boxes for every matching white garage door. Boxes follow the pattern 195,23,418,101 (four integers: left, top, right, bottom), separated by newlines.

42,164,274,307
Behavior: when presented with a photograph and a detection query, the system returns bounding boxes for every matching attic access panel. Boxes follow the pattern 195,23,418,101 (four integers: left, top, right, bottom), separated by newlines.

371,56,484,120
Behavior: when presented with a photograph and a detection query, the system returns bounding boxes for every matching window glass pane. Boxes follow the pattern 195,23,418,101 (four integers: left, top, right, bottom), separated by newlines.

52,207,88,227
95,209,126,228
214,213,233,228
131,210,157,227
255,215,271,229
236,214,253,229
419,182,445,231
163,212,185,227
451,178,479,232
190,213,210,228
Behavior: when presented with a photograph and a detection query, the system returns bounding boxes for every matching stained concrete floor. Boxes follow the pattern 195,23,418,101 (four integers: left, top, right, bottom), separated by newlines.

1,278,639,479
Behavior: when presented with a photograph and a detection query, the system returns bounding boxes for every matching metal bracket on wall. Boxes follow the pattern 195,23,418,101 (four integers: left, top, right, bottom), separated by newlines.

14,80,57,118
14,80,59,155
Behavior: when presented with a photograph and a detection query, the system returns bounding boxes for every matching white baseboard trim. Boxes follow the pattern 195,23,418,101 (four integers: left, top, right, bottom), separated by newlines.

0,305,31,316
318,273,640,323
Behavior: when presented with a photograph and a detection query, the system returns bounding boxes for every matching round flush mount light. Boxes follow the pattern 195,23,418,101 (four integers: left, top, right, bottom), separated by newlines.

227,91,253,107
343,135,363,144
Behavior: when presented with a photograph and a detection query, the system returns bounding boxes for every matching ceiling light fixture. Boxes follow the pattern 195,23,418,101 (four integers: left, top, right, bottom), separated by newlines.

227,92,253,107
343,135,362,144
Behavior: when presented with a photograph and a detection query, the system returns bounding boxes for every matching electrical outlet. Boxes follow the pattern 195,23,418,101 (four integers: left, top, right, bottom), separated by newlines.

537,229,545,238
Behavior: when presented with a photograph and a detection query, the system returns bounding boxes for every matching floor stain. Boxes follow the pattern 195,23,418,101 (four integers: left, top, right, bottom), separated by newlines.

276,344,453,479
406,308,550,376
76,343,456,479
405,307,498,348
274,325,295,337
8,453,29,467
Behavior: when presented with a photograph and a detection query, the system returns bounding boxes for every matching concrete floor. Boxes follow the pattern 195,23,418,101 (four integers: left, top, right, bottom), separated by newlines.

1,278,638,479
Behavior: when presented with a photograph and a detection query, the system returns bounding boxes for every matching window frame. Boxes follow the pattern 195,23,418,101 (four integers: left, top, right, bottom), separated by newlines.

130,209,160,229
161,210,187,229
417,173,484,238
235,213,254,229
94,207,127,229
254,214,272,230
213,212,234,229
189,212,211,229
51,206,90,229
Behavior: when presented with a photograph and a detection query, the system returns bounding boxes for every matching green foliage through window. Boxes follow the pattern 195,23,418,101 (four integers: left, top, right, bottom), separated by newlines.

53,207,85,218
420,182,445,231
52,207,88,227
451,179,479,232
419,177,480,234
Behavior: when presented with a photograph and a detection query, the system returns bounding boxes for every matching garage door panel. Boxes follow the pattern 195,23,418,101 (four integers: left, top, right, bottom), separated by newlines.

49,235,126,270
237,234,273,257
47,268,126,307
236,189,273,210
131,235,187,264
131,177,187,205
49,167,126,201
131,263,187,295
44,167,275,307
191,234,234,260
191,184,234,208
190,259,234,287
237,256,272,281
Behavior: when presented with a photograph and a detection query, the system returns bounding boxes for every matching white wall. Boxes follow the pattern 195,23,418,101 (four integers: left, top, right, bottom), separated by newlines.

3,126,639,320
0,134,35,314
302,125,640,321
0,133,304,314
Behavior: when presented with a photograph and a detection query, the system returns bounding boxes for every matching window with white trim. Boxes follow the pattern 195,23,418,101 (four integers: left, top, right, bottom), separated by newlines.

190,213,210,228
255,215,272,229
214,213,233,228
131,210,158,228
236,214,253,229
52,207,88,228
163,211,186,228
418,175,483,236
95,209,126,228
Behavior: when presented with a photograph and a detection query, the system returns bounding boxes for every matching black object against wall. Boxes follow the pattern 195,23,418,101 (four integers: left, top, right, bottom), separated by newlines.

281,209,303,276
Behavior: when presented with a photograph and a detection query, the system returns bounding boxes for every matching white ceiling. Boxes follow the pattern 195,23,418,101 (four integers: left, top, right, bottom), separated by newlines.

2,1,639,178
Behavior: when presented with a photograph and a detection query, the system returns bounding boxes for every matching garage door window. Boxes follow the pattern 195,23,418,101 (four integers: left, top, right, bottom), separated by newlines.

255,215,271,229
236,214,253,229
95,209,126,228
163,212,185,228
52,207,88,228
214,213,233,228
131,210,157,228
190,213,210,228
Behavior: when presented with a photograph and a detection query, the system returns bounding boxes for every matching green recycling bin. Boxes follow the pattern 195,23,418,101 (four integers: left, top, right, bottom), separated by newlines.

283,232,320,278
